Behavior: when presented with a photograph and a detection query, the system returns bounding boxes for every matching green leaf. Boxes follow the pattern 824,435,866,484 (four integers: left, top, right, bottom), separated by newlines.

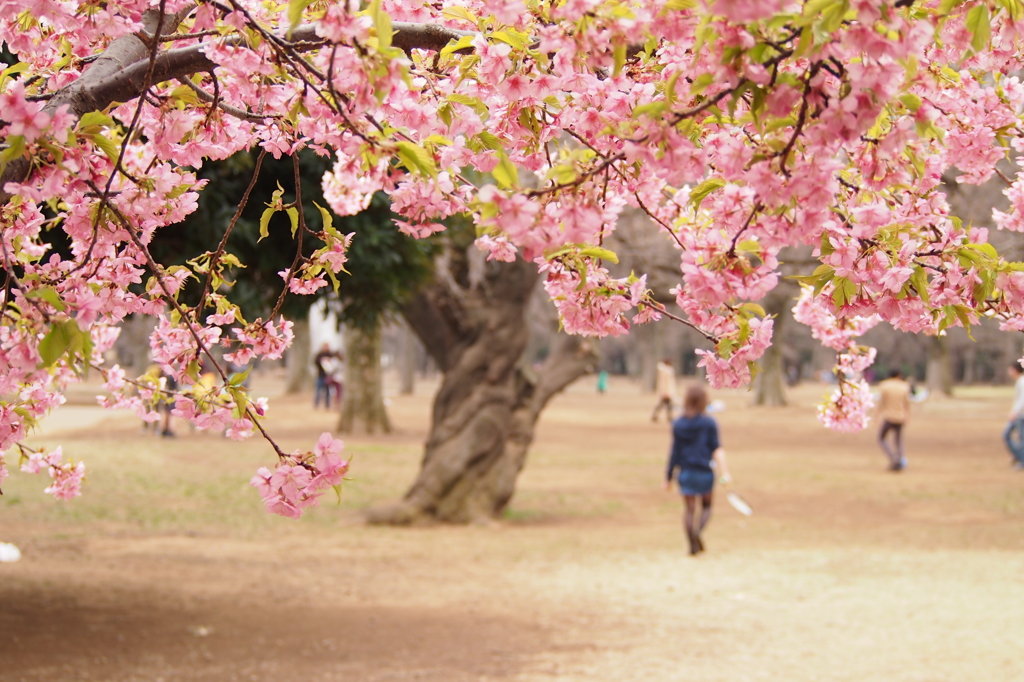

0,134,26,174
448,93,490,119
371,0,393,50
689,72,716,97
0,61,28,90
27,286,66,312
396,141,438,178
186,358,201,382
899,93,922,112
440,35,475,59
966,3,991,54
38,320,79,368
819,231,835,256
579,247,619,263
968,242,998,259
313,201,334,234
665,70,682,107
441,6,478,23
547,163,577,184
227,386,248,419
229,366,252,387
632,100,669,119
832,276,857,307
286,0,312,38
475,130,504,150
90,132,121,164
492,151,518,189
812,265,836,295
740,302,766,317
663,0,696,9
997,0,1024,21
437,102,454,127
910,266,930,304
954,304,973,331
78,111,115,129
258,207,275,242
613,42,627,77
491,29,529,52
286,206,299,238
689,177,726,211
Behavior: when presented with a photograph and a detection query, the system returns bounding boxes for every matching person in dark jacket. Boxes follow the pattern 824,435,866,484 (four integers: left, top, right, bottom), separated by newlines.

664,385,731,555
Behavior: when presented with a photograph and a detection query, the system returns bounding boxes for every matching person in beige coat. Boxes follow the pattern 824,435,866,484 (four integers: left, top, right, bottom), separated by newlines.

651,358,677,422
877,369,911,471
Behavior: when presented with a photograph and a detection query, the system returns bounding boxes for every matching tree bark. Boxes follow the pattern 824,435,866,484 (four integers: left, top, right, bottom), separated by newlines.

753,290,790,406
365,246,597,524
339,322,391,434
285,318,311,394
926,335,953,396
398,320,416,395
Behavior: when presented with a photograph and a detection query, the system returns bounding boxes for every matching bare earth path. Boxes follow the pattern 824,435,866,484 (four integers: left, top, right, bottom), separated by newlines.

2,377,1023,681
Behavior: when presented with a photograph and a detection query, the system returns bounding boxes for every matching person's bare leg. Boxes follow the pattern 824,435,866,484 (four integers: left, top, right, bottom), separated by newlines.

683,495,698,555
695,492,713,552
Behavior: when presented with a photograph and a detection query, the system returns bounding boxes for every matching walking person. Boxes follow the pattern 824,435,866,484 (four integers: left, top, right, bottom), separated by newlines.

651,358,677,422
1004,361,1024,470
877,369,911,471
325,352,345,410
314,343,334,409
664,385,731,555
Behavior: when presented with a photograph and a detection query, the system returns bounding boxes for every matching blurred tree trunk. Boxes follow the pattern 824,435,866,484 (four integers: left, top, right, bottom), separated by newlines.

925,335,953,396
117,314,156,377
639,321,666,393
285,318,311,394
961,349,975,385
398,320,416,395
339,322,391,434
753,291,790,406
366,247,597,524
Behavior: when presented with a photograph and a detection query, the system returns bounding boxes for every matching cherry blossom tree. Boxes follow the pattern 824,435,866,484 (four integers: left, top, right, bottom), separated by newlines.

4,0,1024,518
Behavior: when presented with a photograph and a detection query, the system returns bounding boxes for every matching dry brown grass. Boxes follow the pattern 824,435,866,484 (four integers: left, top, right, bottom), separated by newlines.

3,375,1024,681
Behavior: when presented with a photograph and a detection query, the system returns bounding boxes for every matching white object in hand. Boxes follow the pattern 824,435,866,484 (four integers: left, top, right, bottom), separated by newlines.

706,399,726,413
0,542,22,562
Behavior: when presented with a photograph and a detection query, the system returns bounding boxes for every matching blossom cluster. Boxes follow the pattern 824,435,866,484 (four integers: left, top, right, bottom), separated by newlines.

249,433,349,518
794,286,881,431
4,0,1024,511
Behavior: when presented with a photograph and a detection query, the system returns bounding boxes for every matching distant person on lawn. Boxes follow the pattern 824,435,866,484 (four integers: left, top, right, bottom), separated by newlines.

1004,361,1024,470
651,358,677,422
665,385,731,556
877,369,911,472
314,343,335,409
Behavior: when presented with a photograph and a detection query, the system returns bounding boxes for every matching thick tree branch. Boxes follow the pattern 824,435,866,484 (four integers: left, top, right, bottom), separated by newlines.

0,20,474,205
0,6,192,205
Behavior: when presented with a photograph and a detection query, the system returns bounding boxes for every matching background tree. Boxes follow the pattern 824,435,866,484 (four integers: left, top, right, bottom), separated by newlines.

149,150,433,430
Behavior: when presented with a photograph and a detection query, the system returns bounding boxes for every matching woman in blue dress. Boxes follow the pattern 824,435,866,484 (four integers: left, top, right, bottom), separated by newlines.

664,385,730,555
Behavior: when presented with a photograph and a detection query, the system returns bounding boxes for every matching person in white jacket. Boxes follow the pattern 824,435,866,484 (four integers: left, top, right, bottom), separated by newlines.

651,358,677,423
1004,362,1024,470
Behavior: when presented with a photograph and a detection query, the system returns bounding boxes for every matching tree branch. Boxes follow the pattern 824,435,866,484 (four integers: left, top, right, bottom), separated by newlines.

0,20,475,205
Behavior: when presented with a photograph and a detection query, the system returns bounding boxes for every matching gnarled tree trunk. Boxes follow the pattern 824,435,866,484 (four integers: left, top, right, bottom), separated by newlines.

339,321,392,434
366,247,597,524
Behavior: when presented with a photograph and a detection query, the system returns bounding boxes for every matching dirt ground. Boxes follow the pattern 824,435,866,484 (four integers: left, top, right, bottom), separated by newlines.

3,375,1024,681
